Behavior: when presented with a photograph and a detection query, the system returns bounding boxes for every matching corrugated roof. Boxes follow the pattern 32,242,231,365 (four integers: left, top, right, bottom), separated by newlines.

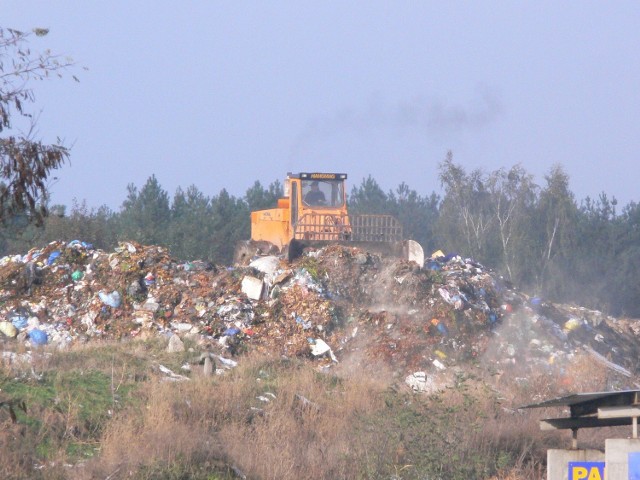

520,390,640,410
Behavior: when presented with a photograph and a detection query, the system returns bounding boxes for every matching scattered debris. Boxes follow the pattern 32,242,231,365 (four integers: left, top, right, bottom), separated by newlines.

157,364,190,382
406,371,439,393
0,240,639,386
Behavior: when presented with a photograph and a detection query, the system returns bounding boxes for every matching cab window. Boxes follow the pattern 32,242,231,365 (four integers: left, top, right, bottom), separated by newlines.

302,180,345,208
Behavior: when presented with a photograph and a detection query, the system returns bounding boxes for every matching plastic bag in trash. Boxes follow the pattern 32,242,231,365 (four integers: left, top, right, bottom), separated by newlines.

71,270,84,282
29,328,48,345
99,291,122,308
9,308,29,329
67,240,93,249
564,318,582,332
47,251,61,266
425,261,442,271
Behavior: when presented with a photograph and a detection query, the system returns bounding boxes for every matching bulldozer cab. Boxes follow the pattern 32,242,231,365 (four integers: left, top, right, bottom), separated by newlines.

241,171,424,267
298,177,346,209
290,174,347,212
286,173,350,241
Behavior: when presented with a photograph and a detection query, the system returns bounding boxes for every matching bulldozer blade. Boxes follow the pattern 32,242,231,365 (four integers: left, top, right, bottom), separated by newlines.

403,239,425,267
286,239,425,267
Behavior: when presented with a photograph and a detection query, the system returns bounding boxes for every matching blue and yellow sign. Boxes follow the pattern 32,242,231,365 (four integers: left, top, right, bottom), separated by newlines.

568,462,604,480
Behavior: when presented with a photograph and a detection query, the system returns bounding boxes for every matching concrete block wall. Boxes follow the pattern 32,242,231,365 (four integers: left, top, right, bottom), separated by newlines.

547,449,605,480
605,438,640,480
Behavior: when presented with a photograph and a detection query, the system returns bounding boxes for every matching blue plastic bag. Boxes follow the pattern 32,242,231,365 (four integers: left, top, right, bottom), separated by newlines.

29,329,48,345
47,251,61,266
223,327,241,336
9,308,29,330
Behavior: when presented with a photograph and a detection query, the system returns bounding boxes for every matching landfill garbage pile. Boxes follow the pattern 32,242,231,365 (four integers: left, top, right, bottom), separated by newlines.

0,240,638,384
301,246,640,385
0,240,340,362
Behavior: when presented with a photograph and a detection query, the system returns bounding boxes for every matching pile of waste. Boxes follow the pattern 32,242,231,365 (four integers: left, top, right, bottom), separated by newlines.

0,240,638,385
0,240,341,361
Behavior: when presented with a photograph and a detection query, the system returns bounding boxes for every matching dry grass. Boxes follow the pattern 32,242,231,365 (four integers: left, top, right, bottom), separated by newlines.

2,338,636,480
78,353,389,480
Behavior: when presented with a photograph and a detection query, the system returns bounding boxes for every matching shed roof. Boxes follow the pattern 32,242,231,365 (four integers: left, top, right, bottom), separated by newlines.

520,390,640,433
520,390,640,411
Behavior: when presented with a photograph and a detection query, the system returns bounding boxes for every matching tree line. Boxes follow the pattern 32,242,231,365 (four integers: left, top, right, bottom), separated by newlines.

1,155,638,318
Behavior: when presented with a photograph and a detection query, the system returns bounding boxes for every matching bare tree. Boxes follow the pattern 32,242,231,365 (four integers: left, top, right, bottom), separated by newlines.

487,165,537,281
0,27,78,225
534,164,577,293
438,151,494,259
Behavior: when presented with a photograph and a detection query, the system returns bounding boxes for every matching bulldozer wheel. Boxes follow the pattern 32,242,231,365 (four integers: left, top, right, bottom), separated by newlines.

286,239,305,263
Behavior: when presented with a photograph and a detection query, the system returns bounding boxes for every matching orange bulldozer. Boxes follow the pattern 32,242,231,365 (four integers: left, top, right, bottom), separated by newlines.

235,172,424,266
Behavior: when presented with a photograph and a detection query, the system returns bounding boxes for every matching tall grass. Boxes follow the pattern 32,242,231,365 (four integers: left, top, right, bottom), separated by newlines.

0,340,629,480
83,354,387,479
79,353,571,480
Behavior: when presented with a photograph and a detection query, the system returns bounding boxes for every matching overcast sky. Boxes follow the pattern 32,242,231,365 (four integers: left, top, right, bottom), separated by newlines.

4,1,640,211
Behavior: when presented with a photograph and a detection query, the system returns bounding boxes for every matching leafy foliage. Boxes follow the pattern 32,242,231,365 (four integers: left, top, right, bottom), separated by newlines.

438,150,494,260
0,27,77,226
118,175,170,246
245,179,283,212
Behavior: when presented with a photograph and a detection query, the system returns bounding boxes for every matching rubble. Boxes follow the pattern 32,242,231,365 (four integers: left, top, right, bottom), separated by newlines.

166,334,185,353
241,276,264,301
0,239,638,387
405,371,440,394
